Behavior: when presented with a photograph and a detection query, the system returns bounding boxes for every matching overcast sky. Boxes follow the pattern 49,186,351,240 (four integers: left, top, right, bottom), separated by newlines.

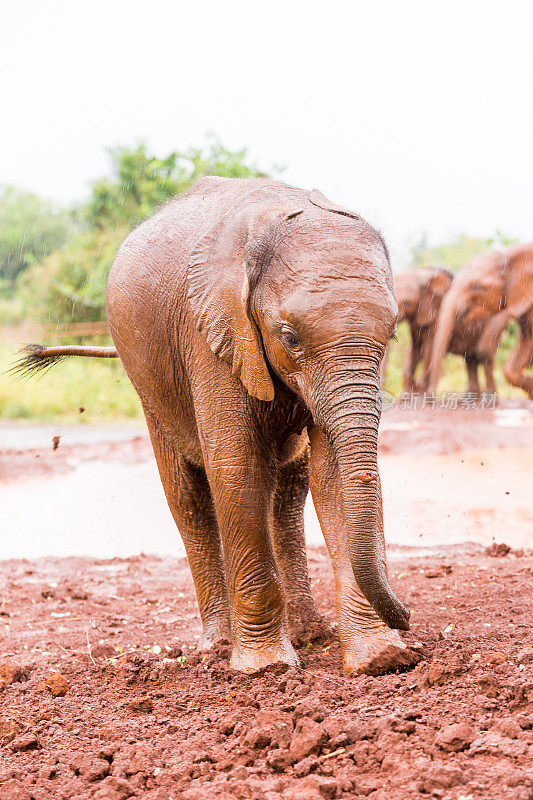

2,0,532,264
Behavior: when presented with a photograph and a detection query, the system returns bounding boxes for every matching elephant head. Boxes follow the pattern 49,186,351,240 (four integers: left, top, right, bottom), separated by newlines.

187,185,409,631
395,267,453,326
427,244,533,392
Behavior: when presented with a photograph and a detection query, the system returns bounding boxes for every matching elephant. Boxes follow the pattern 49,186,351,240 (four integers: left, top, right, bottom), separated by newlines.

391,267,453,392
382,267,499,396
428,244,533,397
19,177,418,675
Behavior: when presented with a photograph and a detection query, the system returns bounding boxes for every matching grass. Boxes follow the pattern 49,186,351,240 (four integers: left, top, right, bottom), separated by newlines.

0,336,142,423
0,323,524,423
383,322,523,399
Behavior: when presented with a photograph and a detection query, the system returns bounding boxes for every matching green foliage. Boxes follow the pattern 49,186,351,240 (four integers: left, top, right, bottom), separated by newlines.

409,231,518,273
20,138,272,323
86,138,270,231
19,226,127,323
0,186,72,289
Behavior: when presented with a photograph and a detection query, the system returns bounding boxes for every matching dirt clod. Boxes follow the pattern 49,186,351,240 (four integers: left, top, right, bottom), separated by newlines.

435,722,476,752
10,733,41,752
290,718,328,761
0,663,29,687
128,695,153,713
492,717,522,739
45,671,69,697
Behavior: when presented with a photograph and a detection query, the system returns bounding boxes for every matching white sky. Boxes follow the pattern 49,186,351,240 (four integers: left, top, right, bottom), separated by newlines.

2,0,532,264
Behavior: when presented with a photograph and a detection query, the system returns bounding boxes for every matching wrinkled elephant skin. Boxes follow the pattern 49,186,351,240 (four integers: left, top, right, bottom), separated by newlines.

69,179,419,675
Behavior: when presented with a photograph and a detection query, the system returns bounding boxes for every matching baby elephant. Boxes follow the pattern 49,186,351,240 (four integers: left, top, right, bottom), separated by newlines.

22,178,416,675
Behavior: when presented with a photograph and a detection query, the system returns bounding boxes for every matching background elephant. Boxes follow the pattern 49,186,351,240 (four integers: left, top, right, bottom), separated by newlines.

392,267,453,392
22,177,416,676
384,267,498,395
428,244,533,397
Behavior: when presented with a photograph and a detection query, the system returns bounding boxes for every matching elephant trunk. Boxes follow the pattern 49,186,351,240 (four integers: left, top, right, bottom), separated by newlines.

314,350,410,631
428,290,458,393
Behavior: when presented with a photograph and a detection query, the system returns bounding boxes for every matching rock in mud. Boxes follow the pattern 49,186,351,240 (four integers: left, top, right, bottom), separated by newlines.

45,672,69,697
435,723,475,752
292,698,325,723
322,716,363,747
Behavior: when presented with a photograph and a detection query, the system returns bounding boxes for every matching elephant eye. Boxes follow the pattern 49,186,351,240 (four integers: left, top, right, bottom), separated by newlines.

280,330,302,353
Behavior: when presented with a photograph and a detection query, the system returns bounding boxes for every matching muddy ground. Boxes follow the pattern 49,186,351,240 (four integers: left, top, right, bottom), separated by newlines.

0,547,532,800
2,406,533,560
1,406,532,799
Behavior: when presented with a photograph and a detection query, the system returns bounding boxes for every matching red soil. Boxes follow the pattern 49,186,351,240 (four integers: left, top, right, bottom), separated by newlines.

1,545,532,799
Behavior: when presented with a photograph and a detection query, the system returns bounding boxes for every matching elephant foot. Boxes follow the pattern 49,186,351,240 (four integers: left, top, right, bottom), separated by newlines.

230,635,300,673
342,627,422,676
286,598,336,648
197,616,232,651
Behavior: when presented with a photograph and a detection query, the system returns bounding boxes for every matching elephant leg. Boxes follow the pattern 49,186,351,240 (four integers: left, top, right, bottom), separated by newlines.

483,359,497,396
308,426,420,675
145,413,231,649
504,320,533,398
417,330,433,392
271,451,332,644
465,353,481,395
402,330,422,392
204,444,298,672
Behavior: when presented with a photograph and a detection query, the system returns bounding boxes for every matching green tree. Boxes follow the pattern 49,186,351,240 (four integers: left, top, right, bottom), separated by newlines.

409,231,518,273
22,138,274,322
0,186,72,290
86,137,270,230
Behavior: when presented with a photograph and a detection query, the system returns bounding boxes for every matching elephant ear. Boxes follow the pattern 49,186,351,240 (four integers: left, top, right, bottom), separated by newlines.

505,247,533,319
187,200,303,401
309,188,362,221
416,269,452,327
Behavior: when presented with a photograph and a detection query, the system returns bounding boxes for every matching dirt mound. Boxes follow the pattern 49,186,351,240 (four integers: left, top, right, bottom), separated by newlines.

0,547,532,799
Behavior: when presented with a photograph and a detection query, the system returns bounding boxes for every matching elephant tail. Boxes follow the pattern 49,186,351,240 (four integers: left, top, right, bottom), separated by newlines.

12,343,119,376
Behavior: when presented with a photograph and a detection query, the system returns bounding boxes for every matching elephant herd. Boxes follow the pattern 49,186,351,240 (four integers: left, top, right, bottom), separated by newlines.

388,243,533,398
